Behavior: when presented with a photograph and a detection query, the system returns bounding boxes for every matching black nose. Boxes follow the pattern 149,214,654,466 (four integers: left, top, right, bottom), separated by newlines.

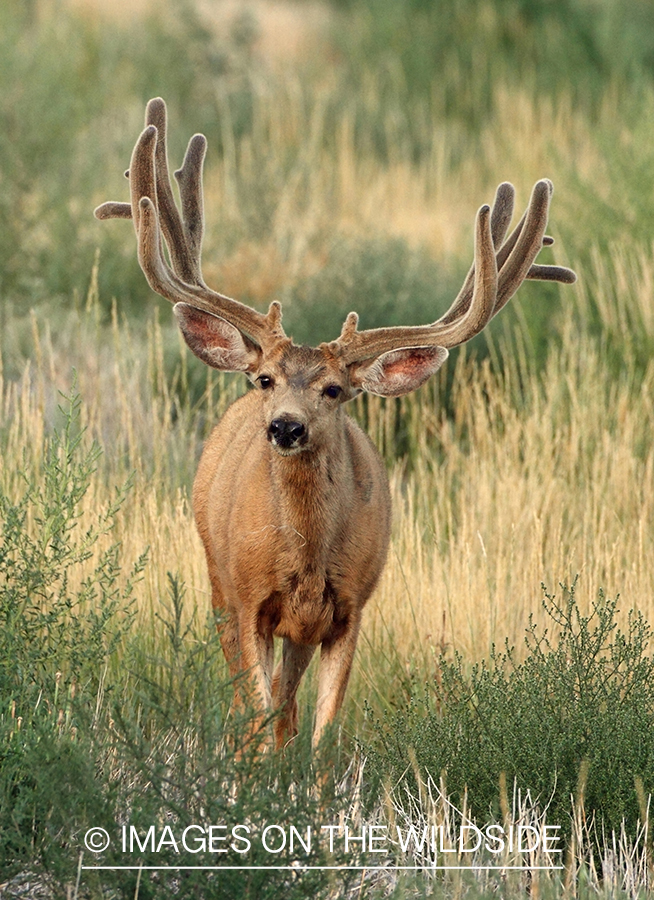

268,418,307,449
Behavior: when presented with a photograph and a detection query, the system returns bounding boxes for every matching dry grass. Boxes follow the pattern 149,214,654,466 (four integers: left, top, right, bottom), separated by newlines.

4,248,654,678
4,16,653,687
371,323,654,663
366,766,652,898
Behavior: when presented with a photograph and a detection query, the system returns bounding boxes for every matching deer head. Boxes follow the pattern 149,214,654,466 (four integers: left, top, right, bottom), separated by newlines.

95,98,575,422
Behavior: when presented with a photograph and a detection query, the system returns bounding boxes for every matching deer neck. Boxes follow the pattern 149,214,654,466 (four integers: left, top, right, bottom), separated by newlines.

268,422,347,561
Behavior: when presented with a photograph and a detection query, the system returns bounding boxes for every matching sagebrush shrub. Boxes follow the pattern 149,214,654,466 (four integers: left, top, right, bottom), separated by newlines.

365,579,654,848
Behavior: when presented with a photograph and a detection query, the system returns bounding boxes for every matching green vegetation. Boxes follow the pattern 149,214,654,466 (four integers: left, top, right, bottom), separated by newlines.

365,580,654,843
284,235,461,346
2,0,654,895
3,0,654,364
0,391,354,896
331,0,654,120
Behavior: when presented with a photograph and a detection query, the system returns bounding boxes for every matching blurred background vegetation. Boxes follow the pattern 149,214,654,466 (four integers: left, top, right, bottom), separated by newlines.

3,0,654,895
2,0,654,370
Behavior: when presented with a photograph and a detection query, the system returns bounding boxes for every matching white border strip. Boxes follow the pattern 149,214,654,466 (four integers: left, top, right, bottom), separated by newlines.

82,864,565,871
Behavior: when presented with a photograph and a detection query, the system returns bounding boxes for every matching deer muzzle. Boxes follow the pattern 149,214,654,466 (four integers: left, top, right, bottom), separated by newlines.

267,417,308,452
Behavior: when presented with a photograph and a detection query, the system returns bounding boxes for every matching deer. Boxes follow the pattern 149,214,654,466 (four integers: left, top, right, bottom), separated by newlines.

95,98,576,752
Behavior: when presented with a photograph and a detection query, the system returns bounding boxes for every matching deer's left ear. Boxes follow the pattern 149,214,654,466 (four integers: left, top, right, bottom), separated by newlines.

348,346,449,397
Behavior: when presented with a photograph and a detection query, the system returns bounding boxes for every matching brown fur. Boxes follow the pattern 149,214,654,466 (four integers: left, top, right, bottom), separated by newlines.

193,344,391,748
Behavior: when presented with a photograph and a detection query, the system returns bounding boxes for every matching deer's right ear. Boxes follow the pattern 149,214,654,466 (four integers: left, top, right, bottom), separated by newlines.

173,303,261,372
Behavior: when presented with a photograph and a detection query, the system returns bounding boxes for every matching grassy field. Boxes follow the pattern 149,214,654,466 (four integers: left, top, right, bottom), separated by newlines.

2,0,654,896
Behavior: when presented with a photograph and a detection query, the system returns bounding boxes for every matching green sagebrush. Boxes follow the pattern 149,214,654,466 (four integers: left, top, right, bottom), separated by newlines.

0,384,144,709
364,578,654,852
0,386,354,898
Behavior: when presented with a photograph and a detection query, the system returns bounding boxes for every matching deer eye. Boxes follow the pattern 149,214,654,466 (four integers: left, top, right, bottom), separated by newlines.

324,384,342,399
257,375,274,390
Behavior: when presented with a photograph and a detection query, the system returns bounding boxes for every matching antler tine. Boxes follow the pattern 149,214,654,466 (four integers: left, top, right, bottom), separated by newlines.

145,98,204,287
490,181,516,248
436,181,575,328
93,96,201,281
330,179,576,364
174,133,207,270
95,201,132,219
438,182,516,326
328,202,498,362
93,123,158,230
128,123,157,237
433,202,497,345
121,124,197,305
493,179,572,312
133,129,284,344
95,99,286,349
526,263,576,283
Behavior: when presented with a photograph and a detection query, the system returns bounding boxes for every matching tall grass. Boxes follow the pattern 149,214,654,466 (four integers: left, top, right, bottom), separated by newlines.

367,308,654,665
5,0,654,354
4,240,653,709
2,0,654,894
3,288,653,894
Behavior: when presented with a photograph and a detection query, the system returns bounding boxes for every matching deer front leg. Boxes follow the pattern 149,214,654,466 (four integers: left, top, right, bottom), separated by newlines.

238,610,275,742
218,613,241,679
272,639,316,749
205,558,243,680
313,614,362,749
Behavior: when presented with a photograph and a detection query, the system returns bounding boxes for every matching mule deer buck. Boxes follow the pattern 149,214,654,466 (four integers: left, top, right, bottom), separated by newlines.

95,98,576,750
